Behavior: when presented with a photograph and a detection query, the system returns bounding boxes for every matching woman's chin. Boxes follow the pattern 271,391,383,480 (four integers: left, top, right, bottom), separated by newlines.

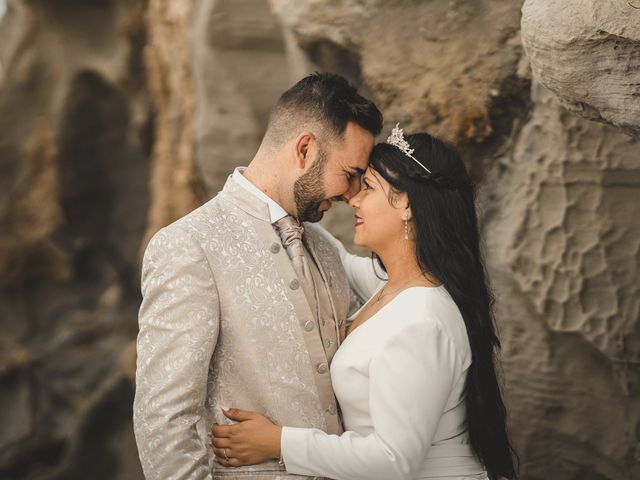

352,233,367,249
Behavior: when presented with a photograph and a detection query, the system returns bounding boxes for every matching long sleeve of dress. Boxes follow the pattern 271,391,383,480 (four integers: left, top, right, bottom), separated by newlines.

280,320,462,480
133,226,219,480
314,224,385,303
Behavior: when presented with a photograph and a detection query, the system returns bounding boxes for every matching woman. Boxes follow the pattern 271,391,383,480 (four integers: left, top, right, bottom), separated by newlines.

210,125,517,480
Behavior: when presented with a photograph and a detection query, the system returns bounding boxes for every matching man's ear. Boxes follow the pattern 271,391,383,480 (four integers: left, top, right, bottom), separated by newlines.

293,131,315,170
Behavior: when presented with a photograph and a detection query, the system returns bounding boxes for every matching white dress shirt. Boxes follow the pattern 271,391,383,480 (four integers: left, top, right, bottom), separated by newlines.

232,167,288,223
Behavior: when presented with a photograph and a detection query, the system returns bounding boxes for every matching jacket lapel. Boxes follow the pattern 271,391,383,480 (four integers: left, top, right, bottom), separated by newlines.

219,175,317,326
305,233,347,343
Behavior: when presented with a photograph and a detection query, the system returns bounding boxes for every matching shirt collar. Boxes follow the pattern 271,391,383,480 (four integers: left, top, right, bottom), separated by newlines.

232,167,289,224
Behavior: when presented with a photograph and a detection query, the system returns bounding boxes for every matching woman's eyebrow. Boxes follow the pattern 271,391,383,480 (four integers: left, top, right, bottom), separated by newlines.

368,170,384,184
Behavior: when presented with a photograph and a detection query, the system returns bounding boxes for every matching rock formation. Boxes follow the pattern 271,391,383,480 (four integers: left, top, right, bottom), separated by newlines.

271,0,529,153
521,0,640,138
191,0,295,194
0,0,638,479
0,0,149,478
482,83,639,479
143,0,205,249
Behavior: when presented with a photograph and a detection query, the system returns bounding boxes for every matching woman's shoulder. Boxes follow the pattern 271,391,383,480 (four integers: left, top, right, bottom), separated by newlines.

387,286,471,360
390,285,456,321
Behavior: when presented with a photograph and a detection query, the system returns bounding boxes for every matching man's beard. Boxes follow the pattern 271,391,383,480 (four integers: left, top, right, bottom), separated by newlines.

293,149,328,223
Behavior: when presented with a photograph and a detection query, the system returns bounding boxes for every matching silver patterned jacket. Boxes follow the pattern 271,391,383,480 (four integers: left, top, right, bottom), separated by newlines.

133,175,355,479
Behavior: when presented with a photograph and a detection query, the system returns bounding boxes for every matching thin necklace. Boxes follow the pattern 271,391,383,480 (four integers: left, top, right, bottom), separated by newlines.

374,274,426,304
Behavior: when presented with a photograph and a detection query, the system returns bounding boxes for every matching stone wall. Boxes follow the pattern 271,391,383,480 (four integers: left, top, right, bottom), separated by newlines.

0,1,637,479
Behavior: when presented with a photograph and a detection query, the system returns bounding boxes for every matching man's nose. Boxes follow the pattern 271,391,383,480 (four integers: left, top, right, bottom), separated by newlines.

342,180,362,202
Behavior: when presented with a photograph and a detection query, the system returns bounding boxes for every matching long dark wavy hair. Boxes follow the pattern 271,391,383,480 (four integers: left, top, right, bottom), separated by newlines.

369,133,517,480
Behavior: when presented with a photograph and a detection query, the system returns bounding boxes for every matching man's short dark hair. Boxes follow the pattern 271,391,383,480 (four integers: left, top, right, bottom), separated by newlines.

264,73,383,147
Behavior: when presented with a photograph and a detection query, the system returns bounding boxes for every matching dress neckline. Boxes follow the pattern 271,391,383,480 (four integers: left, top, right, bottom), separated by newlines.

344,284,444,341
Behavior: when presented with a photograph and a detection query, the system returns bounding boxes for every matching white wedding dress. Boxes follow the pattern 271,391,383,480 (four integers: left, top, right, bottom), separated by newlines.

280,229,489,480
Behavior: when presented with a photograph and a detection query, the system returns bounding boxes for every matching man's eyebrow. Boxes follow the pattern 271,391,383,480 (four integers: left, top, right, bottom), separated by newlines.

351,167,366,175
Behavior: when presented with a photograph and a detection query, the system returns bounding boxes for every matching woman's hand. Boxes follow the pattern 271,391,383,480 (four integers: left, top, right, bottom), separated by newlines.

210,408,283,467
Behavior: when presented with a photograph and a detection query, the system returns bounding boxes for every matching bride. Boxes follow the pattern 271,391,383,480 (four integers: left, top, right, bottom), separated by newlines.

210,126,517,480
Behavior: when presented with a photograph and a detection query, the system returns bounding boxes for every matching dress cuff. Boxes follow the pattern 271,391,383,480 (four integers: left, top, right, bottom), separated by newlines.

280,426,309,475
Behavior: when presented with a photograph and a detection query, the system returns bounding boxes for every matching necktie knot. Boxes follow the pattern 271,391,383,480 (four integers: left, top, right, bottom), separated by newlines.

275,216,305,252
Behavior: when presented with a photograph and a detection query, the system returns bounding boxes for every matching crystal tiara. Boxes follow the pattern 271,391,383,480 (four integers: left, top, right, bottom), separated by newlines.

386,123,432,174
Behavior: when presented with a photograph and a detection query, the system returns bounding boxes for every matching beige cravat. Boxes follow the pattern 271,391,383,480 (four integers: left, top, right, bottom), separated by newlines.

275,215,340,362
274,215,311,284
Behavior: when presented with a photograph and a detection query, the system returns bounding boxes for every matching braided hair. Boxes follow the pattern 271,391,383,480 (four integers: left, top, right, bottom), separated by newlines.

369,133,518,480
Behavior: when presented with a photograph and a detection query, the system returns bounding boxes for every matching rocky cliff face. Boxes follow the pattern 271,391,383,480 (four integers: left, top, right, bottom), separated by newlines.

521,0,640,138
482,83,639,479
0,1,637,479
0,1,149,478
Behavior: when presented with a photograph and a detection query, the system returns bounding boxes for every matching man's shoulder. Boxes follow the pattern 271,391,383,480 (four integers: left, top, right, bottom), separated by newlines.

180,192,227,226
144,194,228,251
163,191,234,233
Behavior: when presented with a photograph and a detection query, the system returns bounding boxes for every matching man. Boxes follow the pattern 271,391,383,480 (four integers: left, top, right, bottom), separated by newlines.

133,73,383,479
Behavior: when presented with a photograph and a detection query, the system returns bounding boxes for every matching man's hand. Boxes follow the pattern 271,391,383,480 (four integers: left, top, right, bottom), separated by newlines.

210,408,282,467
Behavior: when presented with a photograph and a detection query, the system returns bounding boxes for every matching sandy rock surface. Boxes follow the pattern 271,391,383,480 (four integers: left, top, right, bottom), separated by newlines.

0,1,637,478
481,83,639,480
521,0,640,137
0,1,149,478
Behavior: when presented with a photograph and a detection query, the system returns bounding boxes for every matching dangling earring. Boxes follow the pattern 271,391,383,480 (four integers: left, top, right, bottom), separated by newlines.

403,213,409,240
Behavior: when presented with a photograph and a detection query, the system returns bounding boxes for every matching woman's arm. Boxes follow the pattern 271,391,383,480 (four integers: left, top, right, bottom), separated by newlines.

313,223,385,303
212,320,461,480
280,321,459,480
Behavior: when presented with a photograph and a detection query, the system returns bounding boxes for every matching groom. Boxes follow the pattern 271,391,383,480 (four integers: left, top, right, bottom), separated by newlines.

133,73,382,479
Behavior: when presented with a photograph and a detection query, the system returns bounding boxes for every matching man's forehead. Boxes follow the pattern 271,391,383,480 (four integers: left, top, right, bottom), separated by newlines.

331,123,374,168
343,122,374,147
339,154,368,173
